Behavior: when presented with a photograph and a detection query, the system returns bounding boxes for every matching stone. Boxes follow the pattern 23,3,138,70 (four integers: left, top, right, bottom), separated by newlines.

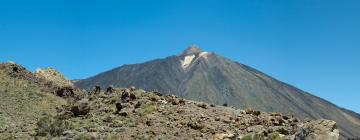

118,112,128,117
130,86,136,91
55,86,74,97
253,110,261,116
213,133,236,140
153,91,162,96
244,108,254,114
146,121,152,126
130,93,136,100
247,125,265,133
294,128,309,140
135,102,141,108
272,126,290,135
187,121,205,130
223,118,232,124
179,99,186,105
121,89,130,101
167,95,183,105
94,85,101,94
215,117,220,121
197,103,208,109
282,115,290,120
294,119,339,140
106,86,114,94
115,102,123,112
114,127,126,133
271,113,282,116
71,99,90,116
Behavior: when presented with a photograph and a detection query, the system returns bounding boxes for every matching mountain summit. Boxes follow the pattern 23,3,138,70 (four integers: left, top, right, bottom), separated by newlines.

181,45,204,56
75,46,360,138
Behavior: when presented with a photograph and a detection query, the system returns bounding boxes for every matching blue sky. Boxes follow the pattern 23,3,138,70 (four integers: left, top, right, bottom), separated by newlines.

1,0,359,113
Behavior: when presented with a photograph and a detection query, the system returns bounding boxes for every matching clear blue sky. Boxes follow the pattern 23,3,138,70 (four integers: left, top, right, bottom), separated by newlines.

1,0,359,113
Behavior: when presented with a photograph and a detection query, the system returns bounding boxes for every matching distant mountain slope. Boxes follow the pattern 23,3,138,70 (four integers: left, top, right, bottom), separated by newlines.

75,46,360,138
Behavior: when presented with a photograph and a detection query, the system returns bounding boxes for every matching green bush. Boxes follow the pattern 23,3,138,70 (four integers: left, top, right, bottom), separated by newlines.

253,133,265,140
268,132,284,140
138,103,157,116
241,135,252,140
74,133,93,140
105,133,119,140
35,116,72,136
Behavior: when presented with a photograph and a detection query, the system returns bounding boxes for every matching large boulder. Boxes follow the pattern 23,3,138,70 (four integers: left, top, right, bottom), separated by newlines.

295,119,339,140
55,86,75,97
71,99,90,116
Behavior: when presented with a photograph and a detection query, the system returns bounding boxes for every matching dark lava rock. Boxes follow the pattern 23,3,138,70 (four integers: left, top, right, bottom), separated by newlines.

71,99,90,116
252,110,261,116
115,102,123,112
94,85,101,94
118,112,128,117
106,86,114,94
153,91,162,96
130,93,136,100
55,86,74,97
197,104,208,109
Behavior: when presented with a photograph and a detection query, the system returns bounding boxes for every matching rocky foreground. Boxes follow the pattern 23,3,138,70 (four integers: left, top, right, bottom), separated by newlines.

41,86,339,140
0,62,340,139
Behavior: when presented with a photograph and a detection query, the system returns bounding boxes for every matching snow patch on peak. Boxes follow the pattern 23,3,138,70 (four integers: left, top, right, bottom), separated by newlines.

180,52,211,70
199,52,210,59
180,55,195,70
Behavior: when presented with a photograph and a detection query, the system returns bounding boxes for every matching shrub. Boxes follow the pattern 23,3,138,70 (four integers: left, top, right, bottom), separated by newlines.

35,116,72,136
74,133,93,140
138,103,157,116
105,133,119,140
268,132,284,140
241,134,252,140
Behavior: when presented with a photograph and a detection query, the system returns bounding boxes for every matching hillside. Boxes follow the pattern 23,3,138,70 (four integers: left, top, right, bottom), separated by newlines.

75,46,360,138
0,62,68,139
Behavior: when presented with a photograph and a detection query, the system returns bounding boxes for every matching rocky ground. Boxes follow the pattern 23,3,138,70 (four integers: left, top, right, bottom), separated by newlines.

33,87,339,140
0,62,341,140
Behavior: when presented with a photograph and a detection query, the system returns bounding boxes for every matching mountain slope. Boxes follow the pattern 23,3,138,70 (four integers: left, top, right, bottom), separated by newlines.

75,46,360,138
0,62,68,139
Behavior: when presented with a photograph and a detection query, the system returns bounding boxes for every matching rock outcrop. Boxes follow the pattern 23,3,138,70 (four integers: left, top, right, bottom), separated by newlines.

34,67,74,87
294,119,340,140
71,99,90,116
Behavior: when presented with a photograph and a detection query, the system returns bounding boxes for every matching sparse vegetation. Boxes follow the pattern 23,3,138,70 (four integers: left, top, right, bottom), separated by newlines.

0,63,67,139
268,132,284,140
241,135,252,140
35,115,73,136
137,102,157,116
